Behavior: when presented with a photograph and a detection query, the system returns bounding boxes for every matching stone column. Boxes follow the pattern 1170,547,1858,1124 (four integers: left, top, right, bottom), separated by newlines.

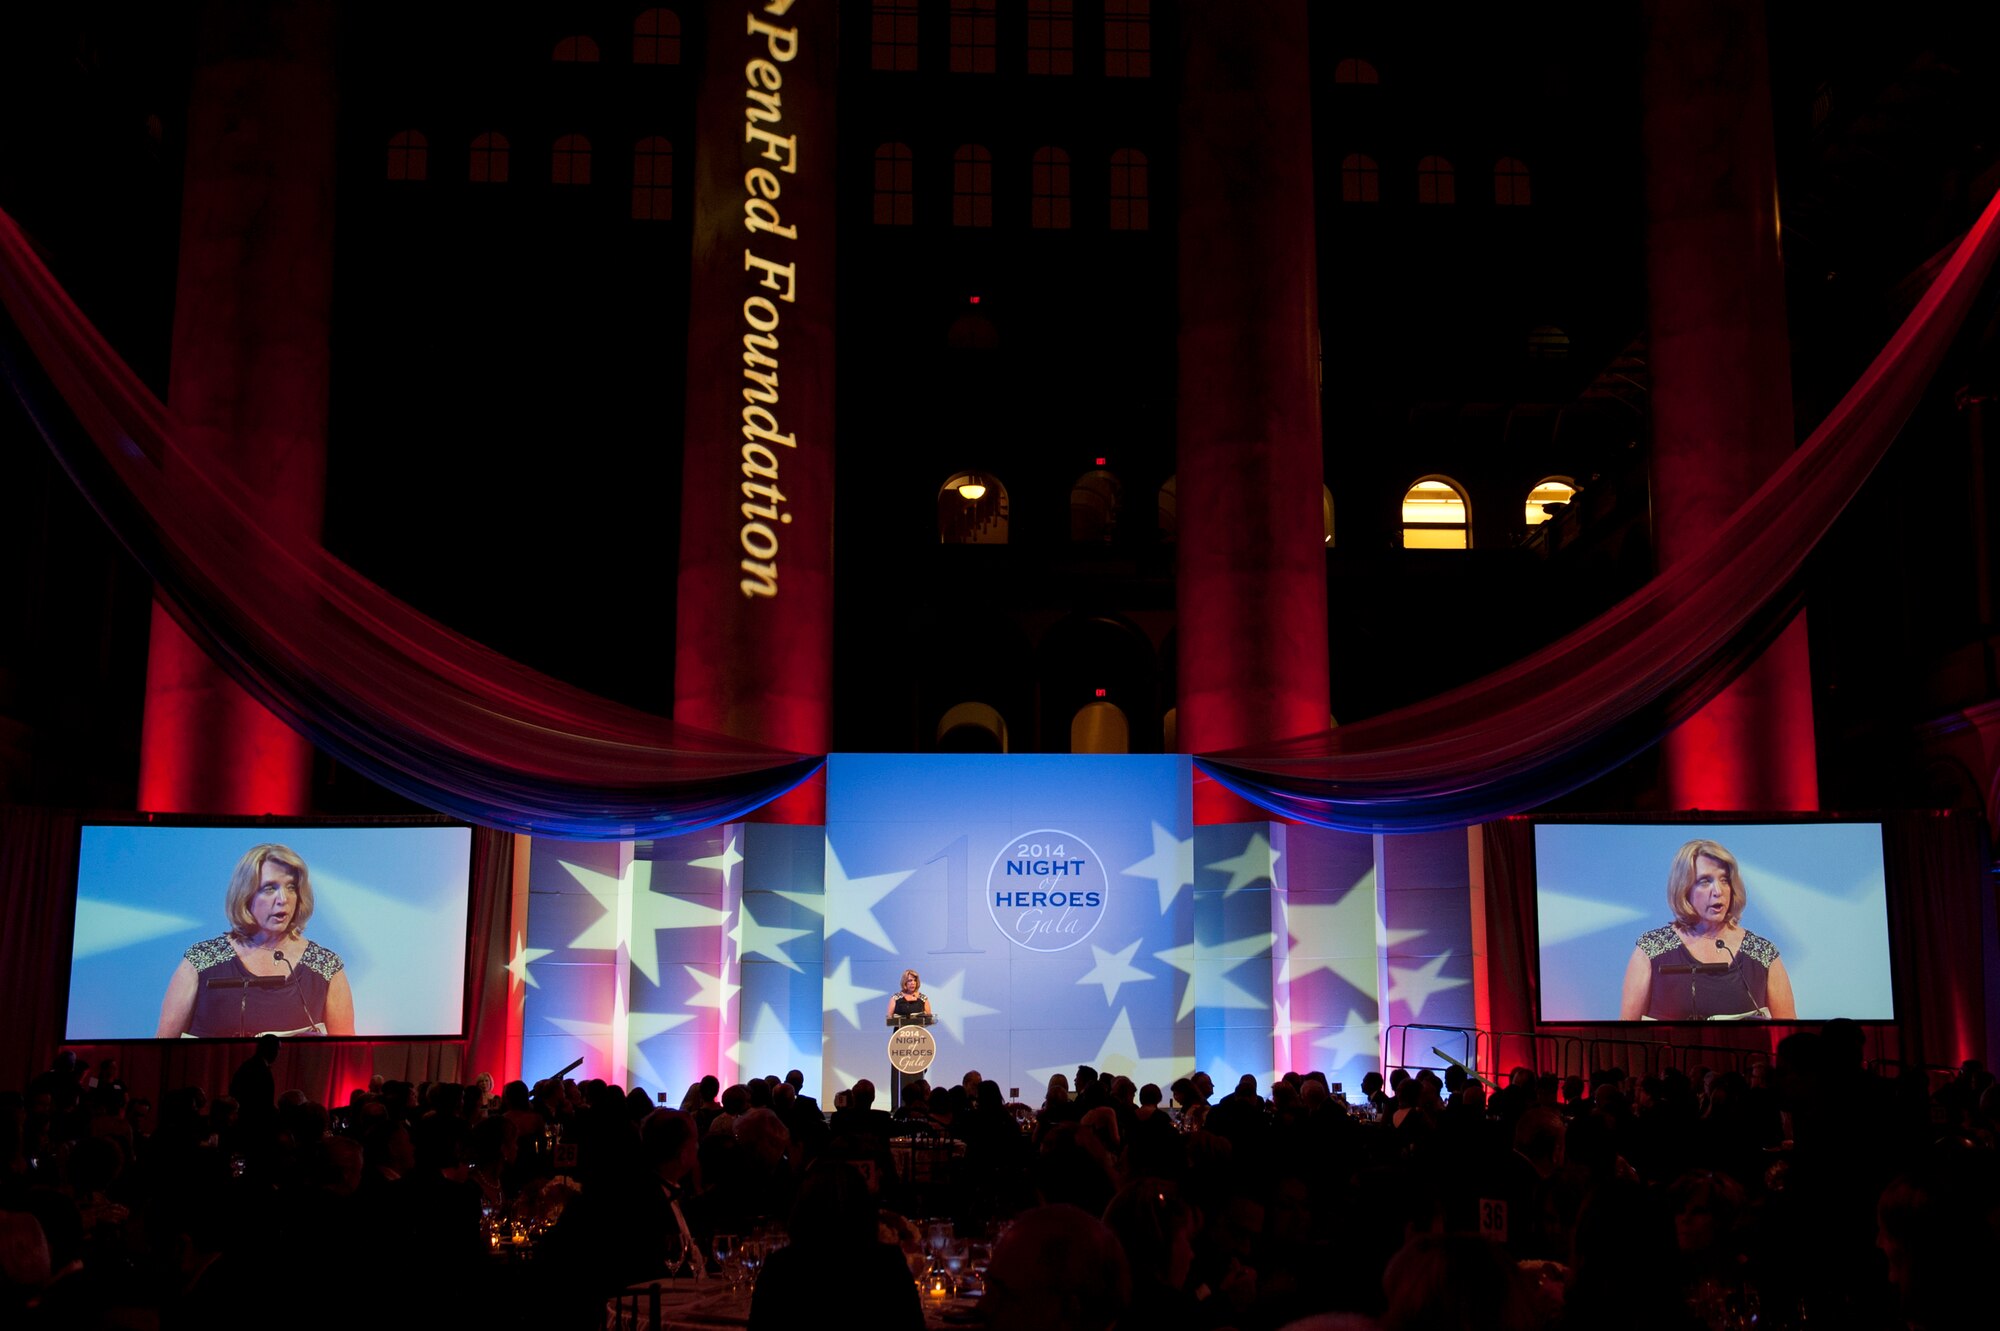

1174,0,1330,823
1643,0,1818,809
675,0,837,822
138,0,335,815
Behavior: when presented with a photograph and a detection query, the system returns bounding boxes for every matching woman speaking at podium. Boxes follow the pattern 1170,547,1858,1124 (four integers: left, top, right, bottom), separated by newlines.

886,969,932,1022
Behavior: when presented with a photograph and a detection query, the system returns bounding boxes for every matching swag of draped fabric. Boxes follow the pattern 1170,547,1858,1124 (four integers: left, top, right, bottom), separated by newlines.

0,209,821,840
2,187,1998,839
1198,186,2000,832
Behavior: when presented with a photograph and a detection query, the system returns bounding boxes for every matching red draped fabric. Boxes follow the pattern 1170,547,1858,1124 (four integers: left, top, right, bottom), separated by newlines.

1199,188,2000,831
0,806,519,1098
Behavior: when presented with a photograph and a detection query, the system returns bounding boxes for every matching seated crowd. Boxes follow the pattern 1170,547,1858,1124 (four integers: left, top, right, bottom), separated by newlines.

3,1018,1998,1330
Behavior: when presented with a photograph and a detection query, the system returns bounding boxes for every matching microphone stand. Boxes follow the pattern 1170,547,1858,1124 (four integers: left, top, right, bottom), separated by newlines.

273,950,324,1035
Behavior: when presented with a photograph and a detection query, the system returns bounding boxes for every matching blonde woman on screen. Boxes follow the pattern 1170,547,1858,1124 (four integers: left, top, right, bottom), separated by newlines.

1619,838,1796,1021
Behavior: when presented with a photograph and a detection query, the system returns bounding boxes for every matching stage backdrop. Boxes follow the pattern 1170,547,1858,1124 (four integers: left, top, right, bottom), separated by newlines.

511,756,1482,1100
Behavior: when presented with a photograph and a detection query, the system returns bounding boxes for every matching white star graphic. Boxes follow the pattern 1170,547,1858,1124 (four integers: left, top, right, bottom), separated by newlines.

1154,932,1276,1021
728,1002,822,1079
506,931,552,990
773,890,826,916
1272,992,1318,1044
682,964,741,1011
1311,1009,1382,1073
920,969,1001,1043
1076,938,1154,1004
823,844,913,955
730,897,811,972
1029,1008,1184,1089
563,857,729,987
546,1015,618,1080
821,956,891,1029
688,835,744,889
1275,877,1422,994
70,900,200,959
1739,863,1892,1016
1123,822,1196,914
1206,830,1279,895
1385,952,1469,1021
1535,890,1646,947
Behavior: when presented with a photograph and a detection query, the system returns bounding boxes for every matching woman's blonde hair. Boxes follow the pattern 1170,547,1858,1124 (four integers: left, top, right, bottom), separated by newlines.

901,968,921,991
1665,838,1744,928
225,843,314,940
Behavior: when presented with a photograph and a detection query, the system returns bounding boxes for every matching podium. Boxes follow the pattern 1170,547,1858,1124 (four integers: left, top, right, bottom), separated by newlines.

885,1012,936,1111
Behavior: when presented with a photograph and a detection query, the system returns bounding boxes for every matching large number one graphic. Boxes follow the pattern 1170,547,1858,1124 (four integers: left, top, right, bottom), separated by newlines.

927,834,984,955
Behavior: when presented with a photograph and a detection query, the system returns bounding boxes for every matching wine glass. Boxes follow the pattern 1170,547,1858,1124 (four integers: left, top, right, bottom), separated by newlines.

712,1232,739,1286
739,1237,767,1291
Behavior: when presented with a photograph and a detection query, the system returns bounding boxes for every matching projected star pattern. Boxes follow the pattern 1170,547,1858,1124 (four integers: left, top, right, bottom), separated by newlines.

517,759,1480,1104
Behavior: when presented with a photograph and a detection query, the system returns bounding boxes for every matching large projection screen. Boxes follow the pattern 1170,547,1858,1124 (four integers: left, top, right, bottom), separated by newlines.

1533,821,1894,1023
66,822,474,1040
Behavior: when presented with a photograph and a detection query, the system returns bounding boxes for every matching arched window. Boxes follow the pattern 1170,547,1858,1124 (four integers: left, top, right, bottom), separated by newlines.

953,145,993,228
1340,153,1379,204
632,138,672,219
468,132,509,184
1104,0,1151,78
1527,325,1569,359
553,35,600,63
1072,702,1131,754
1157,475,1176,542
1071,468,1122,543
1031,147,1071,229
1333,58,1380,85
1495,157,1532,206
949,0,997,73
1027,0,1074,76
874,143,914,226
939,472,1009,544
552,135,592,185
1416,155,1455,205
937,702,1008,753
633,9,681,65
1402,477,1470,549
871,0,920,71
1109,149,1149,231
386,130,427,181
1525,478,1577,527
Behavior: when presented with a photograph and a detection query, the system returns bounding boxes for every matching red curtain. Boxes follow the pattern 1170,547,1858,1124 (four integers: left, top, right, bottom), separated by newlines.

0,806,518,1103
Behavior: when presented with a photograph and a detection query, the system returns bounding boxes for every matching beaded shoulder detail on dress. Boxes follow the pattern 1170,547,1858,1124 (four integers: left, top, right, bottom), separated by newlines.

1737,931,1778,966
1636,924,1681,958
184,935,235,970
300,941,343,979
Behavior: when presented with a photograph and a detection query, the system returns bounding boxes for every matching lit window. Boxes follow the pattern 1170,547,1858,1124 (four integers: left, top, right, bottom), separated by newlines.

633,9,681,65
1027,1,1074,76
386,130,428,182
1333,58,1380,85
950,0,997,74
1071,468,1121,543
1072,702,1130,754
553,35,600,63
1402,478,1470,549
1109,149,1149,231
1527,326,1569,360
1105,0,1151,78
632,137,672,219
1417,156,1455,205
1495,157,1532,206
1525,478,1577,527
552,134,592,185
1031,147,1071,229
874,143,914,226
937,702,1009,753
872,0,919,71
939,472,1009,544
468,132,509,184
1340,153,1379,204
953,145,993,227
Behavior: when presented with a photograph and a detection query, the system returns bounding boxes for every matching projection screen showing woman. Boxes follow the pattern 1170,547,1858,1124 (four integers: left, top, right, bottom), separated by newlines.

156,843,354,1038
1619,838,1797,1021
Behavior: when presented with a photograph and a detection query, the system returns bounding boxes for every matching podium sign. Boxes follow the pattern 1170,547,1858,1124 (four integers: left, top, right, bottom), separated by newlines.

887,1023,937,1075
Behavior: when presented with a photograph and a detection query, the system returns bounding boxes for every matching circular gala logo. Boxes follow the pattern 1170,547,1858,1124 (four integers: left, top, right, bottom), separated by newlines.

984,828,1108,952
